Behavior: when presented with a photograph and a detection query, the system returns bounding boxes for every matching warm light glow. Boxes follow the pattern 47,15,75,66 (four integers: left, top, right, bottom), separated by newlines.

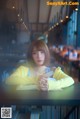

60,19,63,22
56,23,59,25
49,28,51,30
54,25,56,27
23,23,28,30
18,14,20,17
22,22,28,30
20,18,23,21
25,26,27,30
66,16,69,18
49,28,51,31
12,6,15,9
75,8,78,11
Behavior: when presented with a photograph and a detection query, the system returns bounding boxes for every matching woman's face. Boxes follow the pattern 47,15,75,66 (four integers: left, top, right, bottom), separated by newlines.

32,48,45,66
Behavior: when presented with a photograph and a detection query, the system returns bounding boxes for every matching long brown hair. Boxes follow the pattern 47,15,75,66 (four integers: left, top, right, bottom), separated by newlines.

28,40,50,66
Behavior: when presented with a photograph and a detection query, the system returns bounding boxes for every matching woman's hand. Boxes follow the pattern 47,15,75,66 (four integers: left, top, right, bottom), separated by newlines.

38,75,48,91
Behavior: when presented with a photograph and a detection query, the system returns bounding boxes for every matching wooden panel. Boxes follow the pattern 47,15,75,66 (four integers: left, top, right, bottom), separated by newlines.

28,0,38,23
39,0,49,23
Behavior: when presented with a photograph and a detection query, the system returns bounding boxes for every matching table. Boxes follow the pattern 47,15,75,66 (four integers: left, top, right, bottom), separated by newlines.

0,83,80,105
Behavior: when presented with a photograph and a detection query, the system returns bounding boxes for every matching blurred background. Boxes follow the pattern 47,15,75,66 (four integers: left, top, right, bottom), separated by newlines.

0,0,80,119
0,0,80,82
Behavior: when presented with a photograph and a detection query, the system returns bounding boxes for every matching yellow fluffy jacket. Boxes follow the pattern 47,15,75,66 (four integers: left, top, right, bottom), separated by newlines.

5,66,74,90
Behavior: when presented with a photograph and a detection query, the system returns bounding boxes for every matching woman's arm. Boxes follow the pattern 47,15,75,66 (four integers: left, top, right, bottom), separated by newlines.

5,66,36,85
48,67,74,90
48,76,74,90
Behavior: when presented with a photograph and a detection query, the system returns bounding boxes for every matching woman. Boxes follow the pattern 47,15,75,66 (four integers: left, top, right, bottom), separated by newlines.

5,40,74,91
